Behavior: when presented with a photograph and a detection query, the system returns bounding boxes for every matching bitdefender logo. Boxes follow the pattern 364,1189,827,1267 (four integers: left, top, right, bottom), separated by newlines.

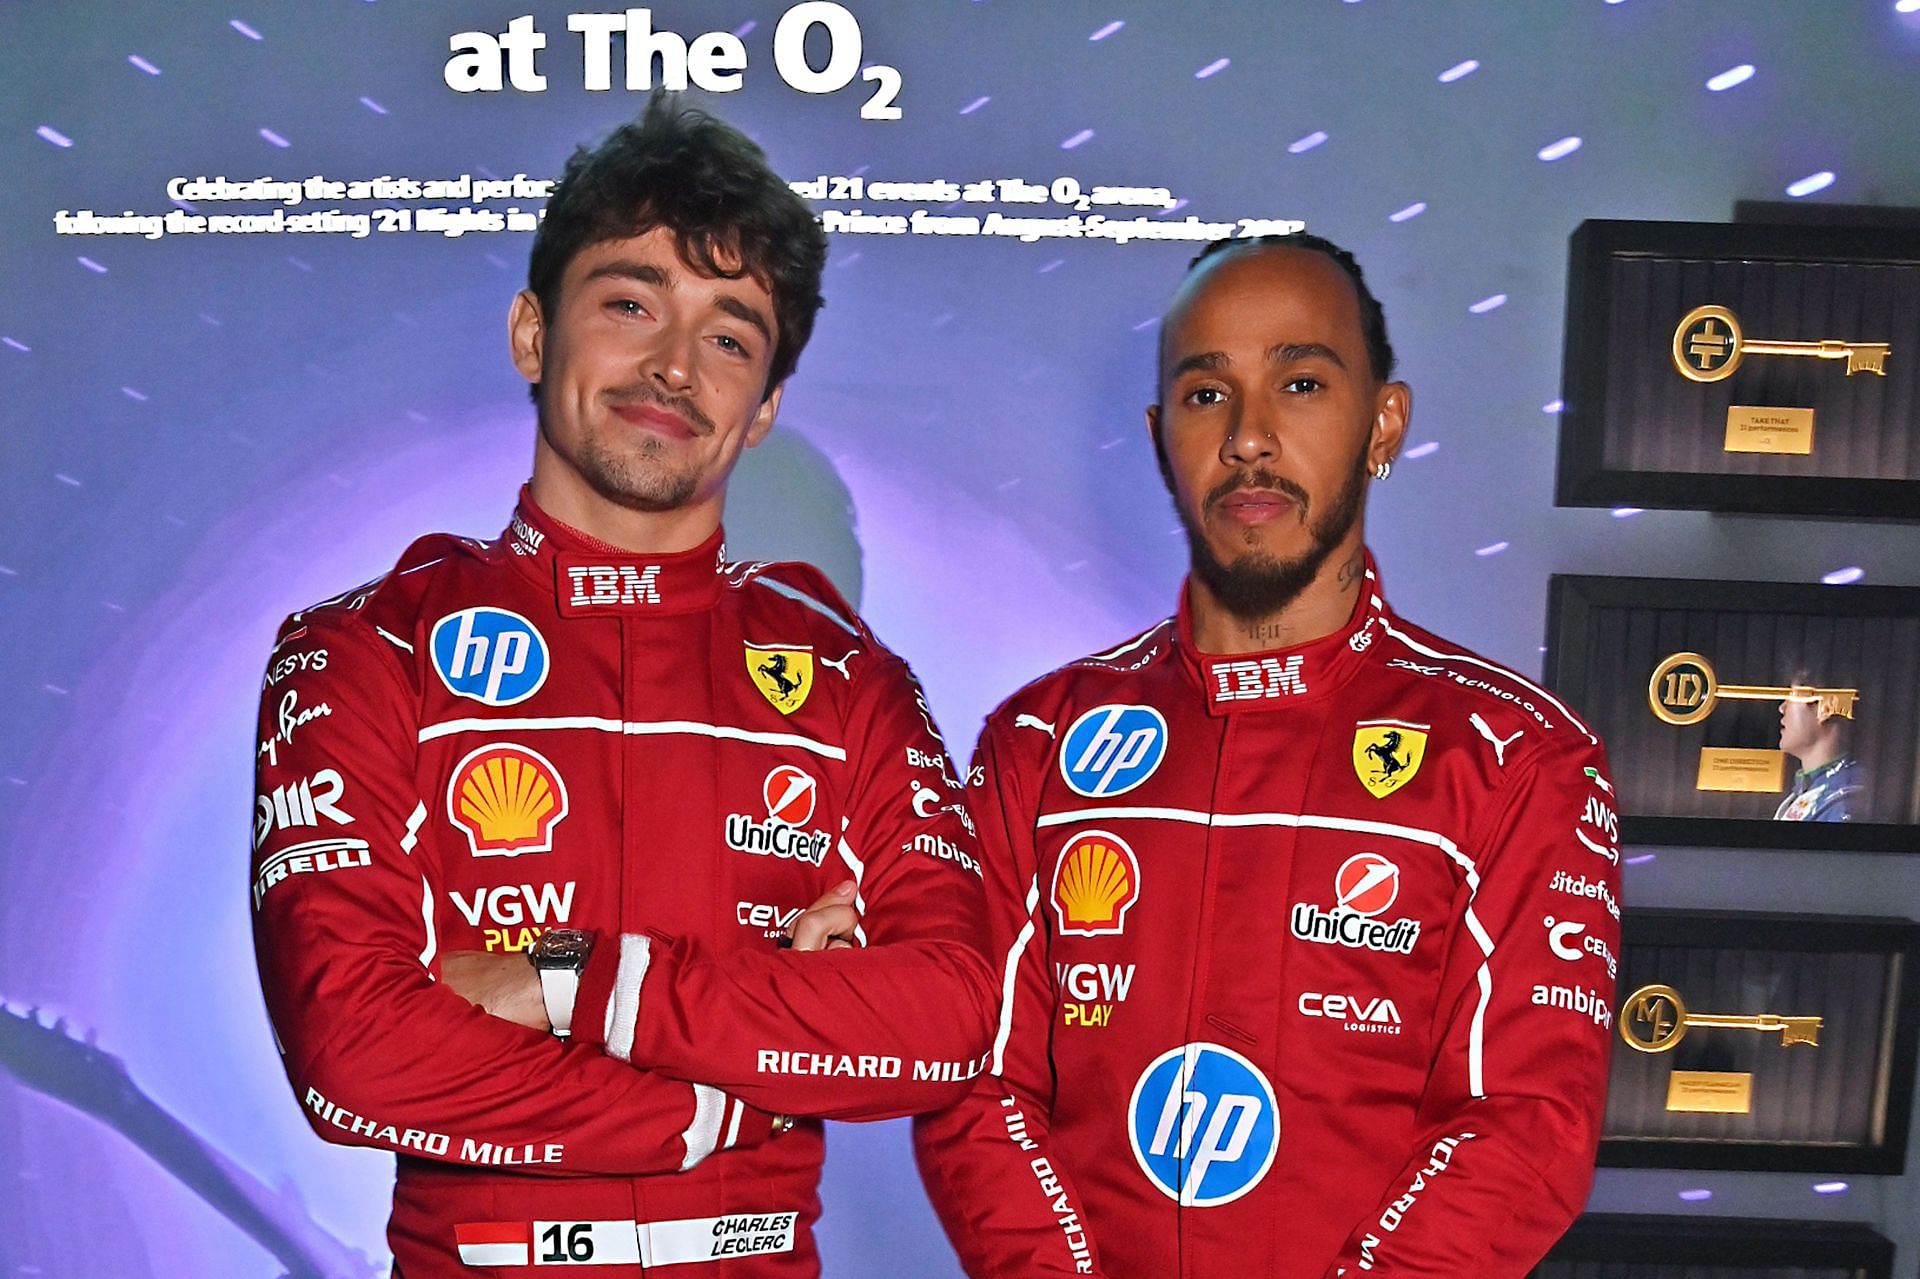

1289,852,1421,955
725,766,832,867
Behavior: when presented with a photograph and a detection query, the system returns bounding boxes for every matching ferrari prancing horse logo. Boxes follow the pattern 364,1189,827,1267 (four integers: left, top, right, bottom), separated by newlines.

1352,720,1427,798
747,642,814,715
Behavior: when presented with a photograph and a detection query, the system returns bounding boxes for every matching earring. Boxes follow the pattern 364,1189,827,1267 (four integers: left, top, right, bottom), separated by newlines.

1373,460,1392,481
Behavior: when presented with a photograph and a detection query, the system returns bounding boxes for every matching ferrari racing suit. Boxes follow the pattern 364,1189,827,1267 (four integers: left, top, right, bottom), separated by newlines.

251,492,996,1276
914,555,1618,1277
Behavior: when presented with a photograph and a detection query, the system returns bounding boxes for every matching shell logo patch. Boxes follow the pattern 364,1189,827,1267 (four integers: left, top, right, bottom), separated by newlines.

447,743,569,858
1352,719,1427,798
746,642,813,715
1052,829,1141,937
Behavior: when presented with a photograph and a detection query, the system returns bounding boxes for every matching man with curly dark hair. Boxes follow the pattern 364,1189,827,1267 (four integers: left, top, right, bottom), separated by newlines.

250,94,996,1276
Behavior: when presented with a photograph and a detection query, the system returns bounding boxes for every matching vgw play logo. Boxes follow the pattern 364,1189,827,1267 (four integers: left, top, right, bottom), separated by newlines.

1128,1042,1279,1207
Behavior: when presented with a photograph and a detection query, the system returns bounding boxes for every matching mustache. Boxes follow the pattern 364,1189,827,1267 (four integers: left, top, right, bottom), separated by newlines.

1204,468,1310,514
602,384,715,436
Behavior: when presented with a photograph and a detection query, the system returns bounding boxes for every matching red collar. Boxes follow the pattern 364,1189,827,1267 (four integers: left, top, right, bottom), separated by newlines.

505,487,727,617
1175,553,1389,715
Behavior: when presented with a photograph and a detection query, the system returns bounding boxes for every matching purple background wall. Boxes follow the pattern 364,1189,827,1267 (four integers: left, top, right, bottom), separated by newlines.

4,2,1919,1274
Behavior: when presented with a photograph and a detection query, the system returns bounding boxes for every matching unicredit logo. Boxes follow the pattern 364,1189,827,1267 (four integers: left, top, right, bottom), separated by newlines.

1290,853,1420,954
1289,905,1420,954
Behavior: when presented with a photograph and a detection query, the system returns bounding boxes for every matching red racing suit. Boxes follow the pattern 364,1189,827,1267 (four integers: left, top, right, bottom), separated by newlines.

914,556,1618,1277
251,491,996,1277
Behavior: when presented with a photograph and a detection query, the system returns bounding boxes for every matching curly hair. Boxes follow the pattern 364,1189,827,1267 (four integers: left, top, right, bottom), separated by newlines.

528,93,827,396
1169,233,1396,384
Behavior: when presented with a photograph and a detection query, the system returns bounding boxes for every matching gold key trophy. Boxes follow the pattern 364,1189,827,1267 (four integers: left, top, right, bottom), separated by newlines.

1648,652,1859,728
1620,983,1821,1114
1672,305,1891,383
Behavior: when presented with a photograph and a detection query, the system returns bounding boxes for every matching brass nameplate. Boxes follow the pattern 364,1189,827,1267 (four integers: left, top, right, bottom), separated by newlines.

1667,1070,1753,1114
1725,406,1814,455
1696,747,1786,793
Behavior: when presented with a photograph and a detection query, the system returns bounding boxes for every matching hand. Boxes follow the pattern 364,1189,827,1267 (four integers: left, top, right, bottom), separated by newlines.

786,881,861,952
440,951,548,1030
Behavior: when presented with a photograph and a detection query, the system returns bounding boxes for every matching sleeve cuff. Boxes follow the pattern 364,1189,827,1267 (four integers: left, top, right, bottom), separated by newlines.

571,930,651,1055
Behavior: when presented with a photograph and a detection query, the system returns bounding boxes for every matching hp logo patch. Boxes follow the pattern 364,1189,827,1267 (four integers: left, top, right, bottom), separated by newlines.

431,608,550,706
1128,1042,1279,1207
1059,704,1168,798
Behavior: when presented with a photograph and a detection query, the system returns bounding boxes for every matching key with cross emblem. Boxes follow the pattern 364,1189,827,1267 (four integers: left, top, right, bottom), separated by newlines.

1672,304,1890,383
1619,984,1821,1054
1648,652,1859,727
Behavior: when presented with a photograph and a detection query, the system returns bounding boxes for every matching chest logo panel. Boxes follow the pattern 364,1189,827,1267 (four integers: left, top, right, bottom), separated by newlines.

1058,704,1168,798
1128,1043,1279,1208
1051,830,1141,937
447,743,569,858
1352,719,1427,798
746,642,814,715
430,607,549,707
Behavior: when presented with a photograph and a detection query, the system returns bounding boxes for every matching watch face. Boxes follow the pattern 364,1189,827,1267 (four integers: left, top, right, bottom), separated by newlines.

531,928,592,969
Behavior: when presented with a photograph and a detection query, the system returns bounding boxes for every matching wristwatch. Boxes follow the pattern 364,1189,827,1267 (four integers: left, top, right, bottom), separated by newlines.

526,929,593,1037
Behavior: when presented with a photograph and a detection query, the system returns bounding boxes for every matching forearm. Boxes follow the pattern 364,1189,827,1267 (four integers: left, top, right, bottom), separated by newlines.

573,933,998,1119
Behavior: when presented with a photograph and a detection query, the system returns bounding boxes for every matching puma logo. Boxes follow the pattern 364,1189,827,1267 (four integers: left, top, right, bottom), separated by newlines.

1469,712,1523,767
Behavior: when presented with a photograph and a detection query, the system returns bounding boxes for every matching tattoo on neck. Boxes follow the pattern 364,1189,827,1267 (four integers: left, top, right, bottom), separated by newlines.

1241,620,1291,644
1336,551,1365,589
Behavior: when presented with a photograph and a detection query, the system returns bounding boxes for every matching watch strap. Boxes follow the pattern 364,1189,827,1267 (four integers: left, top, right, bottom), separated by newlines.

538,965,581,1038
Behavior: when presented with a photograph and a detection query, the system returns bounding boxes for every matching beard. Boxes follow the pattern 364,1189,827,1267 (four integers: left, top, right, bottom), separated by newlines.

539,384,714,513
1178,446,1369,621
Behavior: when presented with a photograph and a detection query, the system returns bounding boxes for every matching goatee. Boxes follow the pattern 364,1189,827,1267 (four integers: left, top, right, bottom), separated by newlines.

1181,450,1368,621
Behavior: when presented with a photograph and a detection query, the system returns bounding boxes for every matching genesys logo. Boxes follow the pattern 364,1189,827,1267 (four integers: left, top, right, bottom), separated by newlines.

1051,830,1140,937
1058,705,1167,798
449,880,576,952
1549,868,1619,920
255,768,353,849
430,607,549,706
263,646,328,689
1128,1043,1279,1207
1056,962,1135,1028
447,744,569,858
1544,915,1618,979
1298,991,1403,1035
1289,852,1421,955
726,766,832,867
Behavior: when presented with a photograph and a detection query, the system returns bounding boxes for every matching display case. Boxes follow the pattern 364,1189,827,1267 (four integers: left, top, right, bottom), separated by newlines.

1546,574,1920,852
1556,219,1919,518
1597,911,1918,1174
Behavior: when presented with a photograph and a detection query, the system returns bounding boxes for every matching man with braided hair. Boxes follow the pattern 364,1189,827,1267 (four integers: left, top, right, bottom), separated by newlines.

914,234,1617,1277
